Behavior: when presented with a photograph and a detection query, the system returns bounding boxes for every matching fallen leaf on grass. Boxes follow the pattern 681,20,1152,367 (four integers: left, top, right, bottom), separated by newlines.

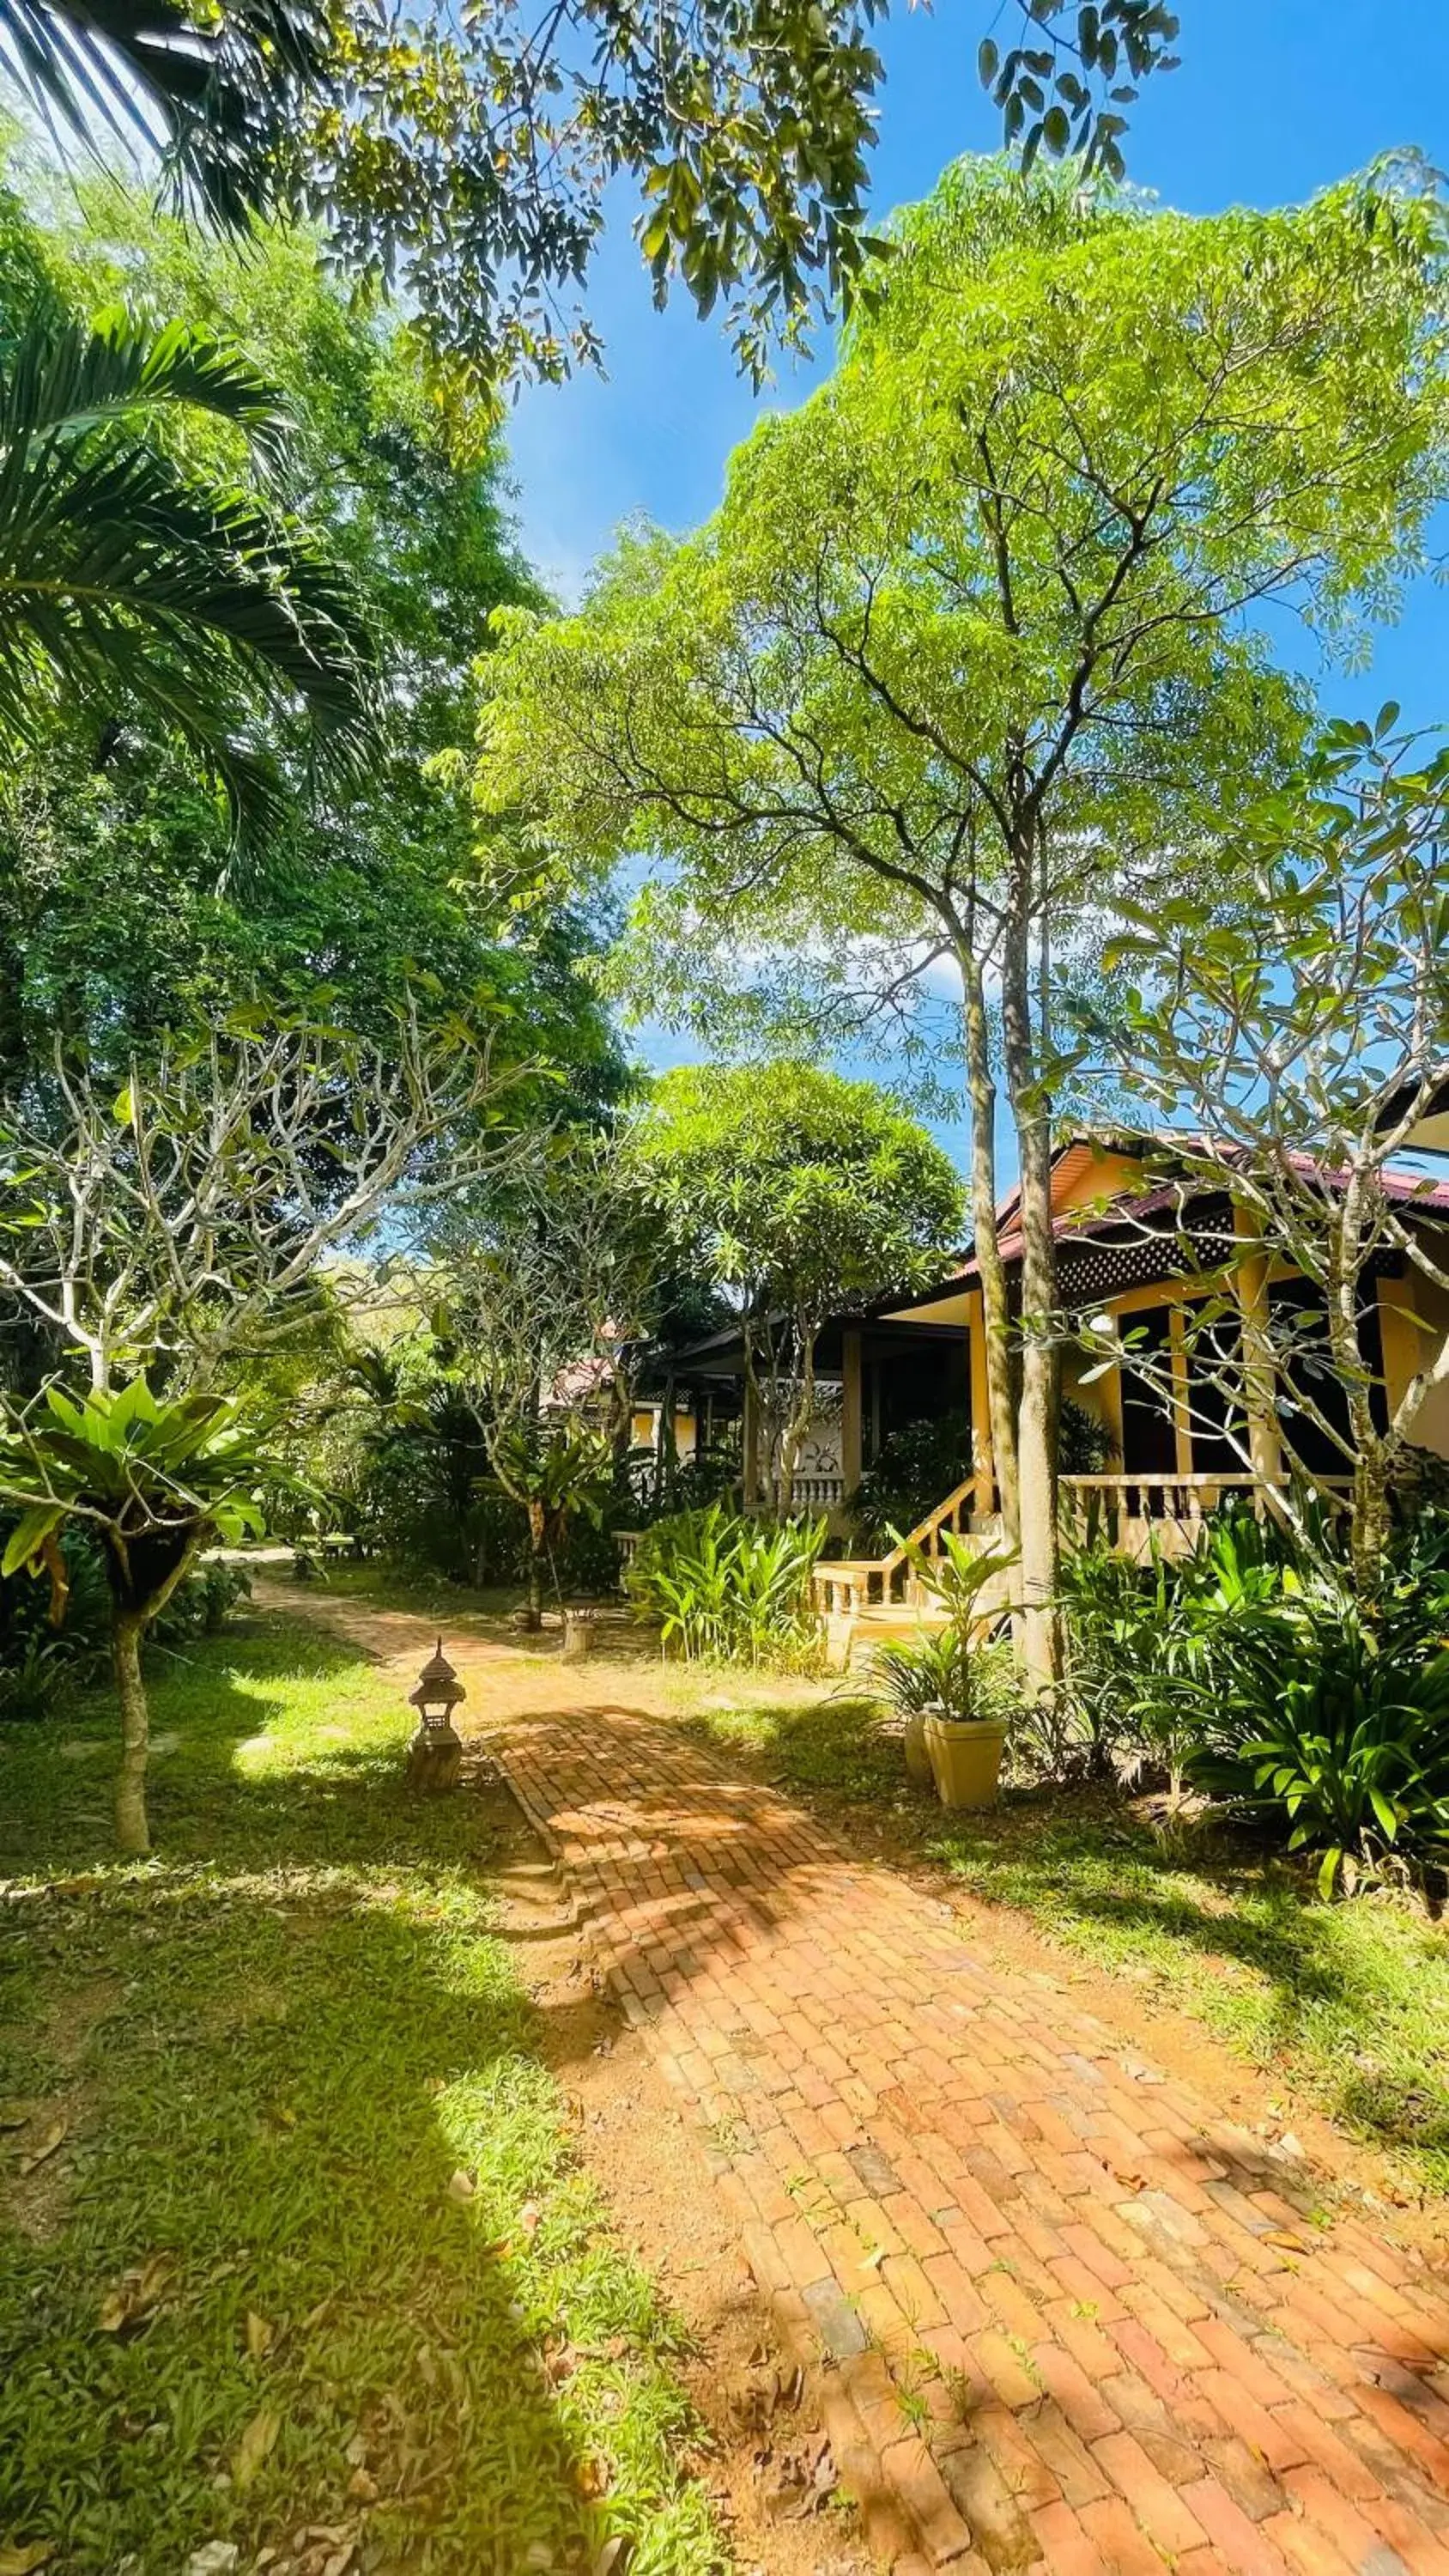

245,2311,274,2360
233,2406,282,2490
446,2170,475,2203
345,2468,379,2504
16,2120,66,2176
0,2103,33,2132
574,2454,611,2501
518,2201,541,2238
0,2545,55,2574
97,2255,175,2336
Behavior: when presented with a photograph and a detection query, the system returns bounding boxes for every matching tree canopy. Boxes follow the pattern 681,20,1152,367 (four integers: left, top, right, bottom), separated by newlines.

476,153,1449,1666
631,1060,961,1505
0,156,627,1116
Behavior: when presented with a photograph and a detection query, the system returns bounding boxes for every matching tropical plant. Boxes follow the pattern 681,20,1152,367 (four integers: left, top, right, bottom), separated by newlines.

0,303,373,834
1189,1614,1449,1894
870,1627,1017,1728
0,0,329,233
1058,1510,1299,1788
0,1377,276,1850
899,1529,1016,1642
484,1422,615,1630
626,1504,826,1666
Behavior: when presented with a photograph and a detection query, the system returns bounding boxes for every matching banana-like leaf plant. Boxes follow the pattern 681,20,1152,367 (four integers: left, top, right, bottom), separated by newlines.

483,1421,614,1631
0,1375,281,1853
0,304,374,835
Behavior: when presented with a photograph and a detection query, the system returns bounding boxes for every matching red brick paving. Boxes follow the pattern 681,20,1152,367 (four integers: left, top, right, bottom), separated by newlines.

289,1599,1449,2573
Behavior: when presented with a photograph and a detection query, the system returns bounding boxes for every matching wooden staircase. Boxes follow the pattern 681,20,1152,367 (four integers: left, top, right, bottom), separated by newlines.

811,1475,1008,1672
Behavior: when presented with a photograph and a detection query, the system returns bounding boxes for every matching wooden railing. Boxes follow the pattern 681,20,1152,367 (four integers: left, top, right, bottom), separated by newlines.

812,1473,991,1619
811,1467,1354,1617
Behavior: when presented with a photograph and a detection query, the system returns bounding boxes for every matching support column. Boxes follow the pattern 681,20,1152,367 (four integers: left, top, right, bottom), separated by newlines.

1234,1208,1282,1488
1378,1269,1420,1425
742,1376,760,1508
967,1291,994,1521
840,1327,863,1497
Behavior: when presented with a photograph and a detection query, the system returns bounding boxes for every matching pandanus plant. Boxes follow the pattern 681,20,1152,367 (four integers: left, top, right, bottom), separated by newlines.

0,1376,276,1852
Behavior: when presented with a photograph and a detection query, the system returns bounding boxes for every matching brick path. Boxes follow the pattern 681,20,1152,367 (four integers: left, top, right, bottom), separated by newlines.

286,1596,1449,2573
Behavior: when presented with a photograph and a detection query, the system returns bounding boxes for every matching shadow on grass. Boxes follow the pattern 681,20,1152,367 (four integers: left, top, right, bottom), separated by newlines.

0,1615,721,2576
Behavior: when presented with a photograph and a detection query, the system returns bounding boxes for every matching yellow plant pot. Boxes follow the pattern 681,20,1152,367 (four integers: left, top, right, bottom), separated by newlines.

923,1711,1008,1810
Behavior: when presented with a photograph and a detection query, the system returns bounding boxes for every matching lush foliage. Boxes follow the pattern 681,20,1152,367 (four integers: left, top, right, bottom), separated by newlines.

849,1415,973,1553
1057,1509,1449,1888
631,1060,961,1509
626,1504,827,1665
478,154,1448,1678
0,0,894,397
0,299,372,837
0,1613,724,2572
0,166,621,1112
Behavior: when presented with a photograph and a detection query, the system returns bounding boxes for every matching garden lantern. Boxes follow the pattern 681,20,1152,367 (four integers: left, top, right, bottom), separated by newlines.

406,1637,465,1790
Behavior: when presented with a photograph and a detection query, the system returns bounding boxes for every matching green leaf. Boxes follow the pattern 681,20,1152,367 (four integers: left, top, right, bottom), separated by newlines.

2,1504,66,1577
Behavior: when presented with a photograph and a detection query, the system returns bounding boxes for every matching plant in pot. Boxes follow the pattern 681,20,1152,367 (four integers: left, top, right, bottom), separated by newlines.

882,1535,1019,1807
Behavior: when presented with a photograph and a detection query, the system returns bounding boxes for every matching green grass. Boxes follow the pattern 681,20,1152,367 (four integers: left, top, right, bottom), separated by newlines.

0,1613,726,2576
676,1687,1449,2199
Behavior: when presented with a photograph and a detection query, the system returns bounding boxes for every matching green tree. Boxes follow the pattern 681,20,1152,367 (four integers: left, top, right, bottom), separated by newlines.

0,299,372,832
0,1011,523,1849
0,0,893,393
0,167,626,1118
629,1062,962,1511
476,157,1449,1675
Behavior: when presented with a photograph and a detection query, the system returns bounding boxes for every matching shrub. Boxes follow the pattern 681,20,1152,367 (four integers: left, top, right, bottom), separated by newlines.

1188,1609,1449,1893
154,1559,253,1642
0,1637,73,1722
626,1504,826,1665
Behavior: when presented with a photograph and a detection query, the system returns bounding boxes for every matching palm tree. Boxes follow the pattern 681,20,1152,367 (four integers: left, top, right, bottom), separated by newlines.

0,301,374,831
0,0,326,230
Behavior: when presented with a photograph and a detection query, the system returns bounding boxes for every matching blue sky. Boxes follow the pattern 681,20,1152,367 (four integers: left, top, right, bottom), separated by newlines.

503,2,1449,1126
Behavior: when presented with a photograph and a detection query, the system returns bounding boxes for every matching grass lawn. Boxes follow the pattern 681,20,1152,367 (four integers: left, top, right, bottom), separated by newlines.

679,1685,1449,2201
0,1613,725,2576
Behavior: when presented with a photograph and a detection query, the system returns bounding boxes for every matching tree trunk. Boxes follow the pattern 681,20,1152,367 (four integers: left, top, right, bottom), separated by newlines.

1001,889,1062,1688
1350,1446,1392,1602
523,1544,544,1630
961,951,1019,1543
112,1611,150,1856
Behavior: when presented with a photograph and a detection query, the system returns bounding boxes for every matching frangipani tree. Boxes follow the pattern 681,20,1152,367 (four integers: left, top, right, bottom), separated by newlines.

0,1010,524,1850
477,155,1449,1676
1082,718,1449,1598
628,1062,963,1511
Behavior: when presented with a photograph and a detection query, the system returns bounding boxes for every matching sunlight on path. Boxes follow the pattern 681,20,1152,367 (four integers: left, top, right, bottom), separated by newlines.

270,1585,1449,2576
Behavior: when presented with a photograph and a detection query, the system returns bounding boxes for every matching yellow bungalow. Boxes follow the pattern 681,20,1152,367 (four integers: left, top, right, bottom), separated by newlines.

646,1130,1449,1656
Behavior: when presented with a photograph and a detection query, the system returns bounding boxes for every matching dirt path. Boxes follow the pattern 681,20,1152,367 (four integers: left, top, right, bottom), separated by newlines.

266,1583,1449,2576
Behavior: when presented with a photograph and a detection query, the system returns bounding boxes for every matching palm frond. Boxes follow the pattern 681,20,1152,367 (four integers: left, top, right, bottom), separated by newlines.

0,305,377,836
0,0,330,232
0,305,294,468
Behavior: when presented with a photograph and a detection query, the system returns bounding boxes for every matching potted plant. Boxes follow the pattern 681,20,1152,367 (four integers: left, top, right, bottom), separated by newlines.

882,1537,1020,1807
